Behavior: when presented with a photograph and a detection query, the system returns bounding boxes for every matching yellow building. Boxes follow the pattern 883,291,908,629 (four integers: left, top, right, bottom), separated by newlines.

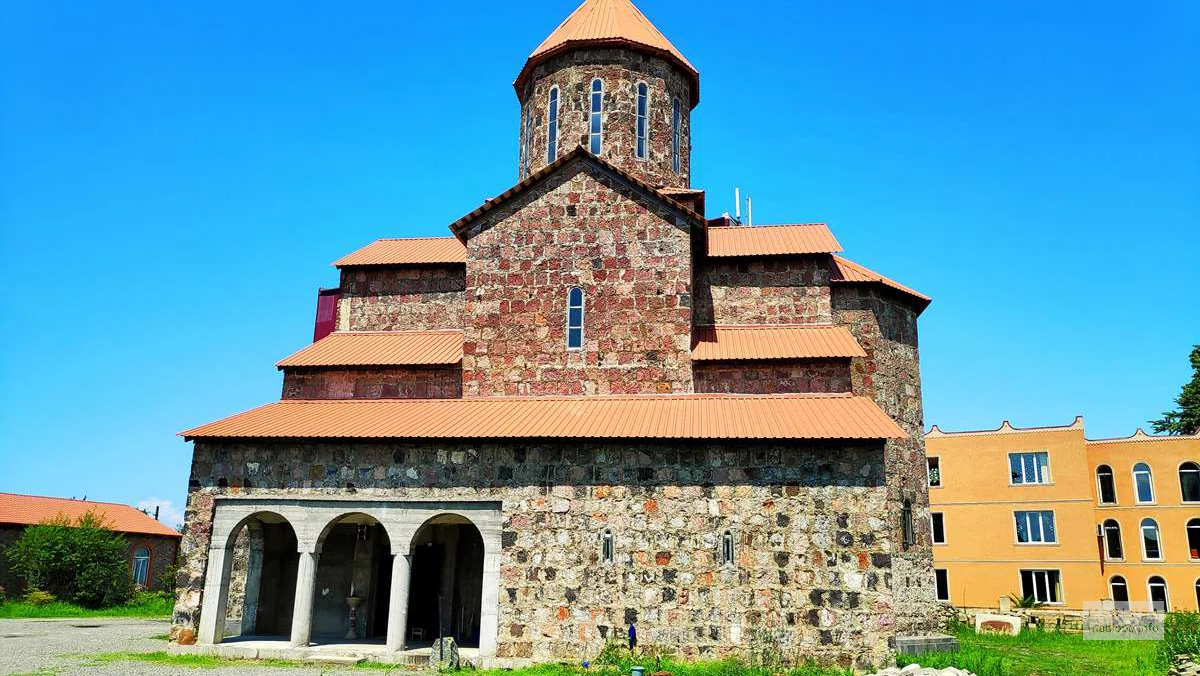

925,418,1200,611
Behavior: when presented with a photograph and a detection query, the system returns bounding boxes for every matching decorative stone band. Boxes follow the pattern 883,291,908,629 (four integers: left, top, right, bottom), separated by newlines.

179,393,905,441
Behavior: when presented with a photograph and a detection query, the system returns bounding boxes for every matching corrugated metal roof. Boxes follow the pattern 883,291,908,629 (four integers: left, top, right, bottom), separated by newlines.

830,255,931,305
707,224,842,257
517,0,699,106
333,238,466,268
0,493,181,537
181,394,905,441
692,325,866,361
277,331,464,369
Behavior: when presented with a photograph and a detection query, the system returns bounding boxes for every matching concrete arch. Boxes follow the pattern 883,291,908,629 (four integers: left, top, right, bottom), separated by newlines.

313,510,394,554
400,510,496,556
218,510,293,551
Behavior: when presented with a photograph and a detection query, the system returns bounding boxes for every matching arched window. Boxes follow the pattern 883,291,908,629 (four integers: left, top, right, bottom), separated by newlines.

546,87,559,163
1109,575,1129,610
1096,465,1117,504
721,530,734,566
1195,578,1200,611
1147,576,1169,611
601,528,613,564
1187,518,1200,561
1141,518,1163,560
589,79,603,154
132,546,150,586
1180,462,1200,502
566,287,584,350
671,97,681,173
1103,519,1124,560
1133,462,1155,503
635,82,648,159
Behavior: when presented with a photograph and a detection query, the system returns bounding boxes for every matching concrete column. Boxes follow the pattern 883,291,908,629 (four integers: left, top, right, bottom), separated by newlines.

289,551,319,647
479,546,501,657
385,554,412,652
197,546,235,645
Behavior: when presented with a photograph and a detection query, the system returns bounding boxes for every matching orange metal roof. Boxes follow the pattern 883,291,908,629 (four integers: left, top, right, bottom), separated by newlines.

181,394,904,441
830,255,931,306
706,223,842,257
277,331,464,369
517,0,699,106
333,237,466,268
0,493,181,537
692,325,866,361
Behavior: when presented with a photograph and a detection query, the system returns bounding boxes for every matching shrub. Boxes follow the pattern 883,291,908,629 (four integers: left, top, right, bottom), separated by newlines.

0,584,6,602
23,589,55,606
5,512,132,609
1157,611,1200,669
1007,593,1045,609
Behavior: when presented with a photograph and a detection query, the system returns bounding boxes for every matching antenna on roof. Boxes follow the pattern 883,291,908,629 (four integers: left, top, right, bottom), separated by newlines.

746,197,753,227
734,188,741,220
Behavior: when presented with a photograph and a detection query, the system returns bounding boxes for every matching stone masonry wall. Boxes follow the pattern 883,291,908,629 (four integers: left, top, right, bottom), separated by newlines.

693,360,852,395
832,285,939,634
462,159,694,396
338,266,465,332
520,49,692,189
176,440,902,669
694,257,833,326
282,366,462,399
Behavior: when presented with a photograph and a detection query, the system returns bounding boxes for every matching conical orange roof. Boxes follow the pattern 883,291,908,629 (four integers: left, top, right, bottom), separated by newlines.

515,0,699,106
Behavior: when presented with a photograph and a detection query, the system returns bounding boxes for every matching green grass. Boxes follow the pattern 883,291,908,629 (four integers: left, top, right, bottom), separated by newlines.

473,655,855,676
0,593,173,619
82,651,401,670
897,623,1161,676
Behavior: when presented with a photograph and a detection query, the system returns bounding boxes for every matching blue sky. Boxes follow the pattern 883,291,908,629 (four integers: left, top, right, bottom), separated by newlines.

1,0,1196,526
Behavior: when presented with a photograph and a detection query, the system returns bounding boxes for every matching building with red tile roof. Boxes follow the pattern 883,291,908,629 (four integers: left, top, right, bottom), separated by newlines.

173,0,939,668
0,493,180,596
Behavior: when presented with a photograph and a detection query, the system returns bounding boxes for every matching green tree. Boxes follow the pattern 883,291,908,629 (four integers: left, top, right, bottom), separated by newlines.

5,512,132,608
1151,345,1200,436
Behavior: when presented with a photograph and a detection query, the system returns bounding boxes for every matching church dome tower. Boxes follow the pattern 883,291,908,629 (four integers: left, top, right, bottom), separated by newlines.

514,0,699,189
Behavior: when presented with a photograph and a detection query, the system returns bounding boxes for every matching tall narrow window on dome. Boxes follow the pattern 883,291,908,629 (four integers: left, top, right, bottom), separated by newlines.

566,287,584,350
589,79,603,154
523,106,534,179
601,528,614,564
635,82,648,159
671,97,681,173
721,530,734,566
547,87,559,163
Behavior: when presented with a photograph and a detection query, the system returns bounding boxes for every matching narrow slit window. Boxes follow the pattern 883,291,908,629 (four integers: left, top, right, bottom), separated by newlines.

1096,465,1117,504
635,83,648,159
523,106,534,178
567,287,584,350
1134,463,1155,503
601,528,613,563
671,97,681,173
547,87,559,163
589,79,603,154
901,499,914,549
721,530,734,566
934,569,950,602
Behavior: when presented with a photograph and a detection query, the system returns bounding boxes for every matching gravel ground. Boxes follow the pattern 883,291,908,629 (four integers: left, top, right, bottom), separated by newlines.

0,618,416,675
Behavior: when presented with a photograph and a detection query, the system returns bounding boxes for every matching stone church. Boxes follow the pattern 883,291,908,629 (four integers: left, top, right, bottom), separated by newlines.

174,0,938,668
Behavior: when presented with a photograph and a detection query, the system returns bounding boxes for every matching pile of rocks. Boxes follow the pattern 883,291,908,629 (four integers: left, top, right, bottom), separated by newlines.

1170,654,1200,676
867,666,976,676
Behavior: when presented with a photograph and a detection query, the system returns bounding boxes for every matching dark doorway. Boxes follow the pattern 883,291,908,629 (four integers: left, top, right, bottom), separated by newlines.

406,518,484,647
312,517,392,641
225,513,298,639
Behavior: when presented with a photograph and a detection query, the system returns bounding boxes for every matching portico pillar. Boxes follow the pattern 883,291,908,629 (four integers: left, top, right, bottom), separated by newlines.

197,546,235,645
385,553,412,652
289,551,319,647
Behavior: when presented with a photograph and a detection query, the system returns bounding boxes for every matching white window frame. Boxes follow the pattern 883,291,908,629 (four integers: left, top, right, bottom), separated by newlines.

1009,451,1052,485
1014,510,1058,544
930,512,946,545
1102,519,1124,561
1109,575,1130,610
1019,569,1063,605
1140,518,1164,561
132,546,150,586
546,86,560,164
1133,462,1156,504
589,78,604,155
934,569,950,602
927,456,942,488
634,81,649,160
1096,464,1118,505
566,287,585,350
1180,461,1200,503
1147,576,1169,612
1186,518,1200,561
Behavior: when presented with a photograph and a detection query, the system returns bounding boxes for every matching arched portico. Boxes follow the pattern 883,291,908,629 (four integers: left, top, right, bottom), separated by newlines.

198,497,502,657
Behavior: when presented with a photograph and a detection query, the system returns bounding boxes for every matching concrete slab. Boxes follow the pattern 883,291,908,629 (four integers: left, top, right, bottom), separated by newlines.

307,654,367,665
894,633,961,656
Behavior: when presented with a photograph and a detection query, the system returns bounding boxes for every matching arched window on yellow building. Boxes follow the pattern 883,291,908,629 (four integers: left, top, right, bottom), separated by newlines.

1180,462,1200,503
1103,519,1123,560
1096,465,1117,504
